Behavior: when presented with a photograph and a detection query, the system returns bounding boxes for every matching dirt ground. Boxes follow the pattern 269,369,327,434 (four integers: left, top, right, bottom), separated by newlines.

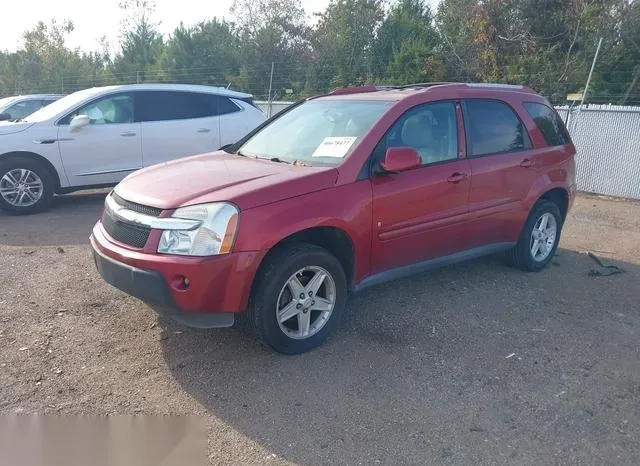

0,192,639,465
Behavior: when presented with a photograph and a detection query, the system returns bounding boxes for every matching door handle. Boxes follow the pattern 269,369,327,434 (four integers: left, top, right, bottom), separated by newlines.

520,158,533,168
120,131,136,137
447,172,468,184
197,128,211,133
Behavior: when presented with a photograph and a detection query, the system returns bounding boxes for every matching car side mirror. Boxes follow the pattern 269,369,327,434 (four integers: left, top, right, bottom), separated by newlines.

0,113,11,121
69,114,90,132
379,147,421,173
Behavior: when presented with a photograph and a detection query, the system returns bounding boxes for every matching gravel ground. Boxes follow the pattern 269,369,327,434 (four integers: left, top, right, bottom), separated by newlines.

0,192,639,465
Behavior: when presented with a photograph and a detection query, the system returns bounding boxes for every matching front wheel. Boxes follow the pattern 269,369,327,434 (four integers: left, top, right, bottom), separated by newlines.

248,243,347,354
0,157,54,214
507,200,563,271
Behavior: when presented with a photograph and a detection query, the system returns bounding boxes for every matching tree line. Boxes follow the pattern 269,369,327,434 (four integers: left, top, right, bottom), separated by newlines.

1,0,639,105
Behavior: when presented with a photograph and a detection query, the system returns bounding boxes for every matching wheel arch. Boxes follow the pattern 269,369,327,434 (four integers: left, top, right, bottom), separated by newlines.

0,151,61,191
537,187,569,221
249,226,357,301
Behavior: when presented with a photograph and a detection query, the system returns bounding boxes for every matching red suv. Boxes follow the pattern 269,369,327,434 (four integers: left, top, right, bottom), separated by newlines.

91,83,576,354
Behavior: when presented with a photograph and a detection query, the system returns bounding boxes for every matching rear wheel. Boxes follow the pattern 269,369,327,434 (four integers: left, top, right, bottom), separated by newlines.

507,200,563,271
248,243,347,354
0,157,54,214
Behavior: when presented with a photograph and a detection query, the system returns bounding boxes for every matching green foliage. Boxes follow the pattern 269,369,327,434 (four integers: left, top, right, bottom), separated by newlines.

0,0,638,104
112,0,163,82
153,19,240,85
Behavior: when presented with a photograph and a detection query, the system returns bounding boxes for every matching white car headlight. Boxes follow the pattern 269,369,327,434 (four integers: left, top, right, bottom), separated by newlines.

157,203,239,256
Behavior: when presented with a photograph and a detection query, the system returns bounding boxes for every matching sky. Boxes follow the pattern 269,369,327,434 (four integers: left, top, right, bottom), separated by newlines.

0,0,324,53
1,0,441,53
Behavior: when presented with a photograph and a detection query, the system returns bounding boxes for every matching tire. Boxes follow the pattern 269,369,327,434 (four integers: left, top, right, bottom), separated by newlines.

506,199,563,272
248,242,348,355
0,157,55,214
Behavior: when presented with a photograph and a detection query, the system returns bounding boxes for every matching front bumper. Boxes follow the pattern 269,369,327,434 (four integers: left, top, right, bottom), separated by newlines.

90,221,262,328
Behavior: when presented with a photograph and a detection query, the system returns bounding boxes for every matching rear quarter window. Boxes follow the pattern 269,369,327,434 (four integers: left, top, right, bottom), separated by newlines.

206,95,241,115
523,102,571,146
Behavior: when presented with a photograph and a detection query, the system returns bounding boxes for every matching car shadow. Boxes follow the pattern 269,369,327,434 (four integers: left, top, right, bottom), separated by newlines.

160,249,640,464
0,189,109,246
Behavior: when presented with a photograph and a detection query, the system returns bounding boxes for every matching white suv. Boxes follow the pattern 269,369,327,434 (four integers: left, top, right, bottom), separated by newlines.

0,84,266,214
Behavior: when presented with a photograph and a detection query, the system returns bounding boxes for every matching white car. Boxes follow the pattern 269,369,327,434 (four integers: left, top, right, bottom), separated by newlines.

0,84,266,214
0,94,63,121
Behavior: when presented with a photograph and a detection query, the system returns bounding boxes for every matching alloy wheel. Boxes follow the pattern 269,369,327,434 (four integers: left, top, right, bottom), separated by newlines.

276,265,336,340
0,169,44,207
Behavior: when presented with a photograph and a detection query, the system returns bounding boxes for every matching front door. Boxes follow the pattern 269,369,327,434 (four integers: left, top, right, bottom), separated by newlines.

137,91,221,167
57,92,142,186
370,101,472,273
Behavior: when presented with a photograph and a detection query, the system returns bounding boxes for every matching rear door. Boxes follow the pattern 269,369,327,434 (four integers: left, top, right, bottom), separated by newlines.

462,99,539,247
370,101,472,273
137,91,221,167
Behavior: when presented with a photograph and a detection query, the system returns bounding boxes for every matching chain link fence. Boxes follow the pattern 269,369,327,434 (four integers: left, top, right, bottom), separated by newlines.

558,104,640,200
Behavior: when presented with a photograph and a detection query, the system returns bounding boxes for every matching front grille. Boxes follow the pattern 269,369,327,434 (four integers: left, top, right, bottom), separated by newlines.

111,192,162,217
101,210,151,248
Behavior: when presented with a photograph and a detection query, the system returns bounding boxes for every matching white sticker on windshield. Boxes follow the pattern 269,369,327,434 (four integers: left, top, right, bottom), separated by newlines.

311,137,357,158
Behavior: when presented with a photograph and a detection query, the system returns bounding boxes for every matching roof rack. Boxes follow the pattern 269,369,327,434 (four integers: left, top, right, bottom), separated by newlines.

327,81,535,96
328,85,380,95
463,83,536,93
379,82,457,90
328,82,457,95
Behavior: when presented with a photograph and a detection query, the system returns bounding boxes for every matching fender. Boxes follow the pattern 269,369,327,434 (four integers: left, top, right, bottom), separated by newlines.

0,150,64,191
0,121,71,189
522,168,570,212
234,180,373,284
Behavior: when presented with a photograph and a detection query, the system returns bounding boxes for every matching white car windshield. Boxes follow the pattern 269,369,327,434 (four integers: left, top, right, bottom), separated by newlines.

22,88,106,122
0,96,18,111
238,99,393,166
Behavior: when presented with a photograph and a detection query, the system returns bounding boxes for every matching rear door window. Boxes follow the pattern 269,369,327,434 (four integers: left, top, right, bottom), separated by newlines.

463,100,532,156
137,91,212,122
523,102,571,146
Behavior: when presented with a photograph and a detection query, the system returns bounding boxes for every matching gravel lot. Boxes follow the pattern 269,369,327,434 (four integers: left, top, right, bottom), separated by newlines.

1,191,639,465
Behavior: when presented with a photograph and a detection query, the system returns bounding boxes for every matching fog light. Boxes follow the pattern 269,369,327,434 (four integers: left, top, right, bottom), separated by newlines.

171,275,190,291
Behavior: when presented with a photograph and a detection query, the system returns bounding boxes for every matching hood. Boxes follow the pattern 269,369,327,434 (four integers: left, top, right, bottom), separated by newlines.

114,151,339,211
0,121,36,135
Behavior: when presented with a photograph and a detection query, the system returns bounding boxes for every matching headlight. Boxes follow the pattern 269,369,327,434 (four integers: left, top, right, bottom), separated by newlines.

157,203,239,256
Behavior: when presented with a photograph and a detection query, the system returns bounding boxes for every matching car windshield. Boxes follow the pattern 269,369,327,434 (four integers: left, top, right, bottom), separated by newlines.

0,96,18,111
238,99,393,166
22,88,105,122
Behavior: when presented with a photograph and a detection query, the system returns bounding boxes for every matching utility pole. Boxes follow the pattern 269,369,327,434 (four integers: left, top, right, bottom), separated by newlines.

572,37,602,132
136,71,141,84
267,62,274,118
579,37,602,110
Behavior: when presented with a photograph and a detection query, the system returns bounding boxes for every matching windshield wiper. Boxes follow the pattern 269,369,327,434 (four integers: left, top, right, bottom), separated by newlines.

268,157,291,164
252,156,309,166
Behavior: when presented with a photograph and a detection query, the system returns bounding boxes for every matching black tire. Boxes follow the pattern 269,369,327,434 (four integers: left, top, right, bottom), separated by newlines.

506,199,563,271
248,242,348,355
0,157,55,214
